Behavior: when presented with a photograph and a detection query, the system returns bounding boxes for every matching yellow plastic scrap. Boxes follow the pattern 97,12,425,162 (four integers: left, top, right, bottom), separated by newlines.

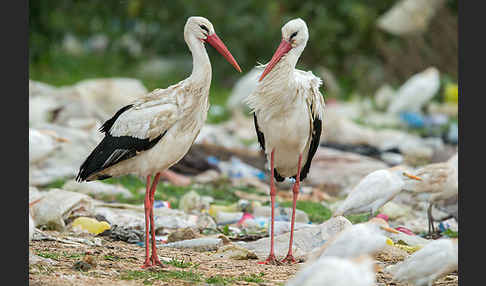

393,243,422,254
209,204,238,217
71,217,111,235
444,83,458,103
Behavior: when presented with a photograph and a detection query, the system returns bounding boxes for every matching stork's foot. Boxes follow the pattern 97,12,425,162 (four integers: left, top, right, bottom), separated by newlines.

258,254,281,265
150,254,165,268
141,259,153,269
280,254,297,264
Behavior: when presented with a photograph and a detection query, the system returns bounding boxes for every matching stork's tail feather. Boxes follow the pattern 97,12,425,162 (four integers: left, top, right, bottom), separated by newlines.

274,169,285,182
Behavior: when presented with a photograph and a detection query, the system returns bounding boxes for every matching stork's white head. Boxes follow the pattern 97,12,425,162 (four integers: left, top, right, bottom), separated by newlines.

259,18,309,81
281,18,309,50
184,16,241,72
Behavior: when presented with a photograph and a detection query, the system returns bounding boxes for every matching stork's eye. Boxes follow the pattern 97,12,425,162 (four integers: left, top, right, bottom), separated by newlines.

200,25,209,33
290,31,298,39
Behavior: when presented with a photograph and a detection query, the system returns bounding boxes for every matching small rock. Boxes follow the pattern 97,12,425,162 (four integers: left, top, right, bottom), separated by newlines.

214,244,258,260
167,228,201,243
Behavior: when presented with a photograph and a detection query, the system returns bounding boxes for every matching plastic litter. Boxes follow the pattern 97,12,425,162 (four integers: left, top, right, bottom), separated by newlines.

208,156,266,180
215,211,244,225
71,217,111,235
63,180,133,200
387,67,440,114
377,0,445,36
241,216,351,260
160,237,223,252
214,244,258,260
31,189,94,231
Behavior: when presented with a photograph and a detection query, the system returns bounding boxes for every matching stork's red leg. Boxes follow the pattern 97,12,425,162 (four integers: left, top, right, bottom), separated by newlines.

149,172,164,267
281,154,302,264
141,174,152,269
259,149,279,265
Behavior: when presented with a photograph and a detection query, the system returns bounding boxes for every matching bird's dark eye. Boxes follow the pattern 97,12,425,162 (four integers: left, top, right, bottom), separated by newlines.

290,31,298,39
200,25,209,33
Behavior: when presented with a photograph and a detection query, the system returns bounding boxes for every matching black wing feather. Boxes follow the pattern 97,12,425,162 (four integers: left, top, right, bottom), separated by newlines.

294,117,322,182
76,132,165,182
99,104,134,134
253,113,285,182
253,113,265,151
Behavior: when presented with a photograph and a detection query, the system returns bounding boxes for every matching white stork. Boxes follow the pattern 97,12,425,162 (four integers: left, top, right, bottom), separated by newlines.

76,16,241,269
245,18,325,264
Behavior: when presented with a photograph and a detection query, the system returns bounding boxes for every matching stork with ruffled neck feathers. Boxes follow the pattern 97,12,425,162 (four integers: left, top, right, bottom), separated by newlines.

245,18,325,264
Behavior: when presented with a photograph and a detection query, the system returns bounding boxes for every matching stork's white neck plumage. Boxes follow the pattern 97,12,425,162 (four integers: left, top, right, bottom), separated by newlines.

186,34,212,86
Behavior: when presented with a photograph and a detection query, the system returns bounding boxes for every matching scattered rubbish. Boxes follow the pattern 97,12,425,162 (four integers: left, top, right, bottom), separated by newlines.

253,205,309,224
377,0,445,36
393,243,421,254
214,244,258,260
399,112,425,128
444,83,459,104
242,216,351,260
160,237,223,252
167,228,202,243
99,224,144,244
395,226,415,236
29,253,59,266
208,156,266,180
31,189,94,231
179,190,211,214
153,200,171,209
63,180,134,199
71,217,111,235
215,211,244,225
387,67,440,114
379,201,412,220
374,84,395,110
305,147,388,195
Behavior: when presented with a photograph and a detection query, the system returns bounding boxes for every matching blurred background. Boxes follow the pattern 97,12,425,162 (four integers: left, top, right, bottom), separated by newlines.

29,0,457,107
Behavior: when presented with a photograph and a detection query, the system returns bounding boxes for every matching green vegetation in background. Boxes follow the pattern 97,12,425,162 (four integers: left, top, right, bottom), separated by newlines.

278,200,332,223
29,0,457,96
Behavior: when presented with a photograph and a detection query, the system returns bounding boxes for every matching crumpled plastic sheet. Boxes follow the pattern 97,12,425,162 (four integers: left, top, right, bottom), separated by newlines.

31,189,94,231
94,203,198,231
240,216,352,260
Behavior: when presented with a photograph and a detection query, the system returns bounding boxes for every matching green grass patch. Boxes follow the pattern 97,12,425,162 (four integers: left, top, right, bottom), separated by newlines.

279,201,332,224
35,251,61,261
441,228,458,238
238,272,265,283
163,258,194,269
345,213,373,224
43,179,68,189
121,270,202,285
104,254,121,261
205,273,266,285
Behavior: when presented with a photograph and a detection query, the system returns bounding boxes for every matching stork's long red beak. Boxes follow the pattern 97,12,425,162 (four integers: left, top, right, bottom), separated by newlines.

205,34,242,73
259,39,292,81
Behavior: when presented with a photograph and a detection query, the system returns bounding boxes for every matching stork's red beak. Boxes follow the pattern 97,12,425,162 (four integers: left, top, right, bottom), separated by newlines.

259,39,292,81
205,34,242,73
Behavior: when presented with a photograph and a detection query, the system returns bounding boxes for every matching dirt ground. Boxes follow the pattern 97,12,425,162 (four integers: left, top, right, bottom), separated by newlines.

29,231,458,286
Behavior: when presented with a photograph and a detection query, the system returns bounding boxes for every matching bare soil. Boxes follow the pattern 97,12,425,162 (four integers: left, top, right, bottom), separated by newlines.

29,231,458,286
